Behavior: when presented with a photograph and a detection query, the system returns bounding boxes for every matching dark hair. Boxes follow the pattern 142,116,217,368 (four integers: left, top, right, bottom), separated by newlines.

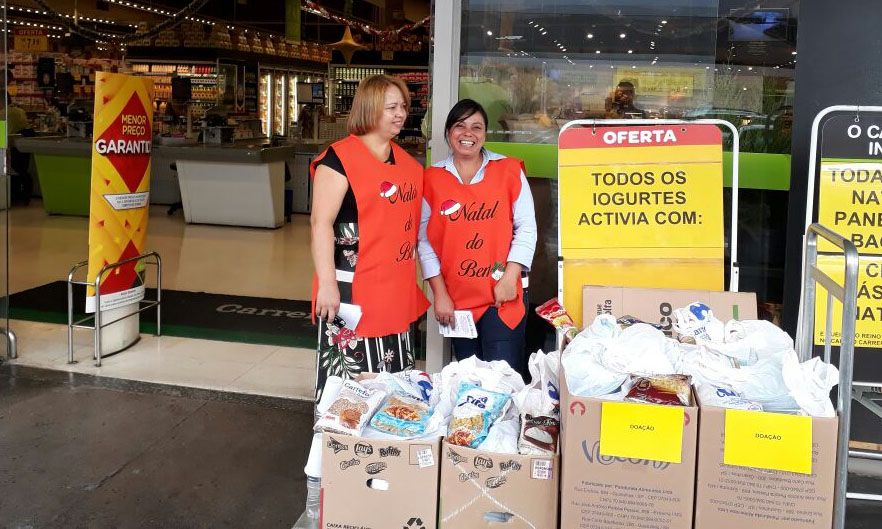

617,80,636,90
444,99,489,141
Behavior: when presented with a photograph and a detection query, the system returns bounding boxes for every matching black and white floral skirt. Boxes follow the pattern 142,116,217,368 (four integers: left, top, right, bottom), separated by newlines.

314,222,416,402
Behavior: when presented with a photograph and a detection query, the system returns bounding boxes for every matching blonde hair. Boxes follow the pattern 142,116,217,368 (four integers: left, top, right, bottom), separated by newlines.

347,74,410,135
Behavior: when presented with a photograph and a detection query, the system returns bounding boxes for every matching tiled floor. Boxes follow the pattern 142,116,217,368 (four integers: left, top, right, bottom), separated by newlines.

5,201,319,400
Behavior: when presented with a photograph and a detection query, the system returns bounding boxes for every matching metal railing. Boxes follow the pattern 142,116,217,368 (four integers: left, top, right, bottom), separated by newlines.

67,251,162,367
796,223,876,529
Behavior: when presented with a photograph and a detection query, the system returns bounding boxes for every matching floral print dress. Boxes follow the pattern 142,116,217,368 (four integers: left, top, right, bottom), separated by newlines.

314,222,416,403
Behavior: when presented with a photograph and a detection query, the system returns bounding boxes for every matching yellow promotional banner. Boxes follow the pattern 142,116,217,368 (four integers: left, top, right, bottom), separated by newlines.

86,72,154,312
723,409,813,474
599,401,685,463
558,124,724,326
818,160,882,256
814,254,882,347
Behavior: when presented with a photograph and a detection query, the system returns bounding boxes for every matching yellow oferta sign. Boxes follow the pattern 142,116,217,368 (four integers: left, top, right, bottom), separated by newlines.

558,124,724,326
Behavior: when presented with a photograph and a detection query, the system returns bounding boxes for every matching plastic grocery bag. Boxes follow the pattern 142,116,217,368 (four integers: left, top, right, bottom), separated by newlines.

598,323,676,376
513,350,561,455
781,352,839,417
698,319,794,365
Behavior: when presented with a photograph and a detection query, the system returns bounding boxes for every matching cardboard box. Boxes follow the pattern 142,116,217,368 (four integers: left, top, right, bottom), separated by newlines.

582,286,758,335
560,367,699,529
439,441,559,529
321,433,441,529
694,404,839,529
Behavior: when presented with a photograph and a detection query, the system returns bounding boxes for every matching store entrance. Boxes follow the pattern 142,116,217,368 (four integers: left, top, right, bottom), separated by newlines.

1,1,432,397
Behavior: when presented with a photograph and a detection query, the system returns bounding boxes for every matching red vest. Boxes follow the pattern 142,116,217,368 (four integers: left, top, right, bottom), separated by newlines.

311,135,429,337
424,156,525,329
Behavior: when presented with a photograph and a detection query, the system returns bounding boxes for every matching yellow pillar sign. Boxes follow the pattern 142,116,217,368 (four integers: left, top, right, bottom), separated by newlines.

86,72,154,312
559,124,725,327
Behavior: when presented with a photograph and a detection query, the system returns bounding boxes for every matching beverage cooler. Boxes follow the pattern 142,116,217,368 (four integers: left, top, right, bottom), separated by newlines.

288,74,299,131
259,70,271,136
272,72,286,136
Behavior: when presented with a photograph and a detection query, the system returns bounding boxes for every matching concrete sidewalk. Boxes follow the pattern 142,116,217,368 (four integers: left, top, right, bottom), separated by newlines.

0,365,313,529
1,364,880,528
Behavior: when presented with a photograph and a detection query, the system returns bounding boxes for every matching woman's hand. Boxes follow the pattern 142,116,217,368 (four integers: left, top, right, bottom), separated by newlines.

494,263,523,307
434,289,456,328
315,280,341,323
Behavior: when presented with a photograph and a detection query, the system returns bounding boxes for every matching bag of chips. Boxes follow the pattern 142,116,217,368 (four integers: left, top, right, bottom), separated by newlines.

370,393,432,437
315,380,386,435
447,383,511,448
625,374,693,406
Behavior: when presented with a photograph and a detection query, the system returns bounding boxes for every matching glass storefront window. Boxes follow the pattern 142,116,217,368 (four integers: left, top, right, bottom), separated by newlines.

457,1,799,312
460,1,798,149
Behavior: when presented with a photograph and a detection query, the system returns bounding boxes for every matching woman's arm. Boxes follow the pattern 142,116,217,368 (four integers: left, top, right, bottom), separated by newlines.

427,275,456,328
495,168,536,306
310,164,349,322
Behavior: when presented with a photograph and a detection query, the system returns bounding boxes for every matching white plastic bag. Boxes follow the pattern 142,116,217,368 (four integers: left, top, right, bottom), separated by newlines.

696,383,762,410
513,350,561,455
598,323,675,376
781,352,838,417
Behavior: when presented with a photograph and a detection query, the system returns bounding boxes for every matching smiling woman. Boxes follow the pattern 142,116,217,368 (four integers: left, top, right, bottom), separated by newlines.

418,99,537,378
309,74,429,403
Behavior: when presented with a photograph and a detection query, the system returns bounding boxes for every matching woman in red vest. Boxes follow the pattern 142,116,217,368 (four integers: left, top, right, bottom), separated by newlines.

419,99,537,375
310,75,429,403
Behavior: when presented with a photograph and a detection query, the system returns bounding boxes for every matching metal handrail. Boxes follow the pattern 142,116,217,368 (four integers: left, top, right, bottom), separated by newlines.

67,251,162,366
796,224,859,529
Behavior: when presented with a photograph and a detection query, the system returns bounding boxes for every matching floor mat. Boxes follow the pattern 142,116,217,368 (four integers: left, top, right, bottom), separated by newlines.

8,281,317,348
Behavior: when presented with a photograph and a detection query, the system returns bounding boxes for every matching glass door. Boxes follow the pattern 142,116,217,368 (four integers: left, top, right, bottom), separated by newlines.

0,1,10,359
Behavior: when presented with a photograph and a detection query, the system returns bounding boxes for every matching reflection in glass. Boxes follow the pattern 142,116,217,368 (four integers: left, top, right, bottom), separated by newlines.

460,1,798,147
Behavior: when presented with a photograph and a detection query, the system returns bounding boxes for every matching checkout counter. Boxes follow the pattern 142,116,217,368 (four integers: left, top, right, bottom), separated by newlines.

13,136,325,228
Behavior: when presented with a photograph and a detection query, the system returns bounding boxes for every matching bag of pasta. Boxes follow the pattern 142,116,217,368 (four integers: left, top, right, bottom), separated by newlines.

447,383,511,448
370,393,432,437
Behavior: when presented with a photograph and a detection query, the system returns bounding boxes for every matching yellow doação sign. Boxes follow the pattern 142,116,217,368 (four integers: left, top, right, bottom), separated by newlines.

724,409,813,474
599,401,686,463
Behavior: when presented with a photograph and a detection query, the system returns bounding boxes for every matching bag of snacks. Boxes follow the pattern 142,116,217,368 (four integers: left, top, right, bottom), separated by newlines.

536,299,578,342
370,393,432,437
447,383,511,448
316,380,385,435
625,374,693,406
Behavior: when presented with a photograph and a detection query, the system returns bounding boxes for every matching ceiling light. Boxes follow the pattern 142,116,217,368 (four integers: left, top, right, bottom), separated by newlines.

595,50,601,54
628,49,633,54
661,20,668,24
586,33,593,39
487,30,493,36
619,32,626,39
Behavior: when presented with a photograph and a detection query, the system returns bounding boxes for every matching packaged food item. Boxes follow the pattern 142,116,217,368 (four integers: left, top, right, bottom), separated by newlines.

519,414,560,455
315,380,385,435
447,383,511,448
625,374,693,406
696,384,762,411
616,315,665,331
536,298,578,342
370,393,431,437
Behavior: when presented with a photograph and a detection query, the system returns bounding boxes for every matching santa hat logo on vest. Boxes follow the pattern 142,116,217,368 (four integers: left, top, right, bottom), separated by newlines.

439,199,462,216
379,181,398,199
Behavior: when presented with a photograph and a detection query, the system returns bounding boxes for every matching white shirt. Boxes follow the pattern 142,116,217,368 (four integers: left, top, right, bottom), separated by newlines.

417,149,538,279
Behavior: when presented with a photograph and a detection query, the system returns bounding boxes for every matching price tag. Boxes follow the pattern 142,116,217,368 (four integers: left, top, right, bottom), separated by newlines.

531,459,553,480
416,447,435,468
600,402,685,463
724,410,813,474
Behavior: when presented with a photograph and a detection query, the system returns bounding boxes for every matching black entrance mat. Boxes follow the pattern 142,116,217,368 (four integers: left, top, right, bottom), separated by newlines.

7,281,317,348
